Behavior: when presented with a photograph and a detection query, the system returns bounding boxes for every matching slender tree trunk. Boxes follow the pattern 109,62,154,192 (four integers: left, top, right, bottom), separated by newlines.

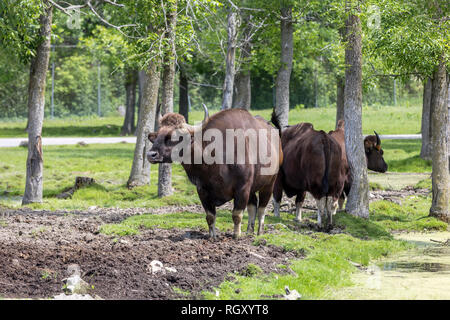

336,75,345,128
233,72,251,110
274,6,293,130
22,4,52,205
127,59,160,188
135,69,145,135
447,77,449,172
420,78,433,160
222,8,238,110
233,11,252,110
429,59,449,222
121,68,138,136
179,66,189,122
343,6,369,218
158,0,178,198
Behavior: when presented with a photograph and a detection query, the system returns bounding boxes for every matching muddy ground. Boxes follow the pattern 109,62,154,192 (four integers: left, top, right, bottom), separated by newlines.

0,188,429,300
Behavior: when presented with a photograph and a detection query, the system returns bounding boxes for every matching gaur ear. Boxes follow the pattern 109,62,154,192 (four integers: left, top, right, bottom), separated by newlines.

148,132,158,143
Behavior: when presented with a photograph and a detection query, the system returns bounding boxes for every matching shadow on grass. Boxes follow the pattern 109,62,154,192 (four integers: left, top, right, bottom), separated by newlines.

387,155,432,172
43,146,133,160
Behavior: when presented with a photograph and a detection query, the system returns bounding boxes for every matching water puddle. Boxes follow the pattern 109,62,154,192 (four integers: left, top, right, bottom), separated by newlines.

329,231,450,300
381,261,450,272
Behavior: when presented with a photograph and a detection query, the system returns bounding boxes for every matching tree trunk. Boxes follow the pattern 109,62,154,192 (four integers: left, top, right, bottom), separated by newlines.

274,6,293,130
233,11,252,110
420,78,433,160
222,8,238,110
127,59,160,188
447,77,449,172
158,0,178,198
343,7,369,218
22,4,52,205
233,71,251,110
121,68,138,136
429,59,449,222
135,69,145,135
335,75,345,128
179,66,189,122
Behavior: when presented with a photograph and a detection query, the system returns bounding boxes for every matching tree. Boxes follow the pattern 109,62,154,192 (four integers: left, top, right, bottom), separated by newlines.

221,5,239,110
429,58,449,222
128,60,161,188
343,1,369,218
121,68,138,136
179,65,189,122
232,7,252,110
22,3,53,205
273,5,293,130
158,0,178,198
420,78,433,160
368,0,449,221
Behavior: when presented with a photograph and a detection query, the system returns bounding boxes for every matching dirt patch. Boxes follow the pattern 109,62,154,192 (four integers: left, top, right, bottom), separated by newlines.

0,209,299,300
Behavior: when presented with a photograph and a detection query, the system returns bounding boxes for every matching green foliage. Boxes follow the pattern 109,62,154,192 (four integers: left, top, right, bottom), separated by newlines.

0,0,45,63
367,0,449,77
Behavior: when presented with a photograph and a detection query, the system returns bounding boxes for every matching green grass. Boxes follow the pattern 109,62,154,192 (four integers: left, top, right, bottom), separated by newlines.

369,195,447,232
0,104,421,138
0,116,124,138
0,143,198,209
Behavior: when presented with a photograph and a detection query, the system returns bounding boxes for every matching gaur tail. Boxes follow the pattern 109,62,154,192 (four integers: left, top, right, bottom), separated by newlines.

320,131,331,196
271,110,282,135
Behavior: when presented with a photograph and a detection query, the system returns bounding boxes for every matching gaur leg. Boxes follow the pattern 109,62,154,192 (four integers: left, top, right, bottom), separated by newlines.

326,197,339,227
272,173,283,217
233,187,250,239
206,209,217,239
247,193,258,234
316,197,326,228
294,192,306,222
257,183,275,235
338,194,346,211
197,187,217,239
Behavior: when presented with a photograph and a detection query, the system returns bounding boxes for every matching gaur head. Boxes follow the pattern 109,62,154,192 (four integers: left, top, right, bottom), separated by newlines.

147,104,209,164
364,131,388,173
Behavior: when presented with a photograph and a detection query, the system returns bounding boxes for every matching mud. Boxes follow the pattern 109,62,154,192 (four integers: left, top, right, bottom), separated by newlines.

0,208,300,300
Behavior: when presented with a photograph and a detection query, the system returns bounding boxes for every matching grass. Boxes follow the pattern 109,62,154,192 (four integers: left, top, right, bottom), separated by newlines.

0,104,421,138
0,143,199,209
369,195,447,232
0,116,124,138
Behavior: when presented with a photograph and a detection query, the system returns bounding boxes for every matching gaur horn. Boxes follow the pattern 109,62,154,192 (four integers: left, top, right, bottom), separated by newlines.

374,131,381,150
183,103,209,134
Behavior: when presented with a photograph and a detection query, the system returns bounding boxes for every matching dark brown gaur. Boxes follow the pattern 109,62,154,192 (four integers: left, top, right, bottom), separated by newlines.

329,120,388,210
147,105,283,239
272,118,346,230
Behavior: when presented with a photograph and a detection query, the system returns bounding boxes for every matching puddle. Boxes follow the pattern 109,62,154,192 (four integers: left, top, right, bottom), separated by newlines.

381,261,450,273
328,231,450,300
